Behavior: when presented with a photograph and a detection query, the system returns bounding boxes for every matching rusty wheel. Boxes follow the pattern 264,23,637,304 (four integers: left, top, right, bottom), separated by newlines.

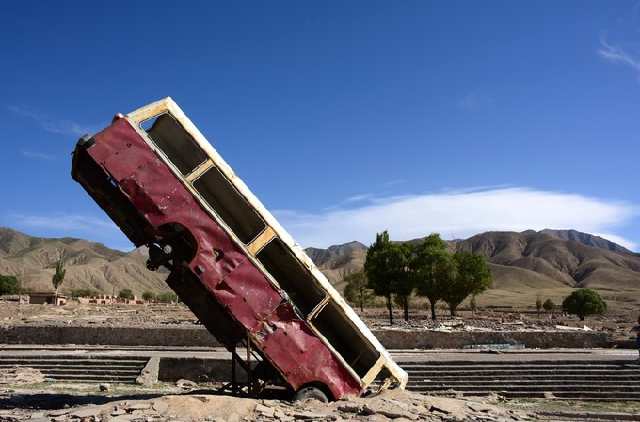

293,386,329,403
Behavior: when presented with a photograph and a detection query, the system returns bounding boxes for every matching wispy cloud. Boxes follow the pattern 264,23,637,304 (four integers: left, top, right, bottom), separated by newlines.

5,213,134,251
382,179,406,187
597,34,640,75
8,105,95,136
10,213,118,232
274,187,638,250
592,233,636,251
457,92,494,111
344,193,375,203
21,150,55,161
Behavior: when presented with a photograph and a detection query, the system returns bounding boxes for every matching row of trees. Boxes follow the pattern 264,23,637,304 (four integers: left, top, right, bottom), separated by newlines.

535,296,556,316
142,290,179,303
535,289,607,320
354,231,492,324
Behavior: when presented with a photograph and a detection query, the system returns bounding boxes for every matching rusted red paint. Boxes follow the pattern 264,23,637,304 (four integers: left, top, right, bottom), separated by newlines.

72,117,362,399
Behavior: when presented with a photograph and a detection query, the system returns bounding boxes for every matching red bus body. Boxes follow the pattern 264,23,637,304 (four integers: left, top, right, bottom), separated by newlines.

72,99,407,400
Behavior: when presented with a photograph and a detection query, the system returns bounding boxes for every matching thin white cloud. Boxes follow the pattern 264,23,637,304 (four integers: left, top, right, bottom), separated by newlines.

457,92,494,111
344,193,375,203
21,150,55,161
8,105,95,136
7,213,133,251
382,179,406,187
592,233,637,251
274,187,637,250
11,213,117,232
597,34,640,74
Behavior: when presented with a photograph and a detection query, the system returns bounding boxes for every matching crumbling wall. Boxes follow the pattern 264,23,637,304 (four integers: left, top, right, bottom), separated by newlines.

373,329,609,349
0,325,612,349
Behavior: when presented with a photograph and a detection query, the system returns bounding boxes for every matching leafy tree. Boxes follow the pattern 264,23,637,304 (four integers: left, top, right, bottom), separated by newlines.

562,289,606,321
118,288,134,300
543,298,555,313
365,231,411,324
469,294,477,315
535,295,542,318
142,291,156,302
442,252,491,317
0,275,19,295
71,288,100,298
411,234,455,320
52,251,66,300
156,292,178,303
393,243,414,322
343,272,373,312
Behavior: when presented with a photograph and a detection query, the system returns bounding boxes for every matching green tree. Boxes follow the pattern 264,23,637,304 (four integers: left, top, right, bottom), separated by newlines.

0,275,19,295
535,295,542,318
156,292,178,303
562,289,606,321
118,288,134,300
469,294,477,315
393,243,414,322
52,251,66,300
142,291,156,302
365,231,411,324
543,298,555,313
411,234,455,321
442,252,492,317
343,272,373,312
71,288,99,298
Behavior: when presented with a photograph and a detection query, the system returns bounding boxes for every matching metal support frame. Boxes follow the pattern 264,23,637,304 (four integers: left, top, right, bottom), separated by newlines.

218,337,266,398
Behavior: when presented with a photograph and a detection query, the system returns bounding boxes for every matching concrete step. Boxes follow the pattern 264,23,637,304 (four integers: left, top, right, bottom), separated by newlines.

399,359,640,368
401,363,640,370
398,359,640,400
405,369,640,376
416,391,640,401
45,374,138,382
413,384,640,392
0,364,144,370
0,354,147,384
0,359,147,366
409,372,640,382
408,380,640,386
27,368,142,375
0,355,148,361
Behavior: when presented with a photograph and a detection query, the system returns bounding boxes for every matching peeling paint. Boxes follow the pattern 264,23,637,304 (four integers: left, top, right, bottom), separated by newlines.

71,98,407,399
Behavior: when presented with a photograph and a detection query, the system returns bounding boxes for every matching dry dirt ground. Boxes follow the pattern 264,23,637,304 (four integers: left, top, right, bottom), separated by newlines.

0,380,540,422
1,302,637,343
2,370,640,422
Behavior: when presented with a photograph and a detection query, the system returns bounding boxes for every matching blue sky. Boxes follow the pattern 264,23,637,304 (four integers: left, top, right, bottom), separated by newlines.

0,1,639,251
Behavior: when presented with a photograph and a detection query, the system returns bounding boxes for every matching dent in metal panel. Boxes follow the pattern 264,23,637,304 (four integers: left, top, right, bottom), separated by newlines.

79,118,364,398
125,99,408,389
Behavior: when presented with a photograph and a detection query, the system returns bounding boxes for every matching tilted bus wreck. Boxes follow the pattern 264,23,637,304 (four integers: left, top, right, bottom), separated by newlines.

71,98,407,401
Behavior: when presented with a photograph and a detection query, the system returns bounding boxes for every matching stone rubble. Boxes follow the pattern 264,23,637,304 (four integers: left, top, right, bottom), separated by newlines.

0,367,45,385
0,389,540,422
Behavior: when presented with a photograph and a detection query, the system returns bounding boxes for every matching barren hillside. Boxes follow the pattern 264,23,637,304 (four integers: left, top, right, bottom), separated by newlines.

3,227,639,308
307,229,640,309
0,228,170,296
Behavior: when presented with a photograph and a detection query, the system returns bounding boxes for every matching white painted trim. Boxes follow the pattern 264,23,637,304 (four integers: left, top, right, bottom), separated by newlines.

125,97,408,389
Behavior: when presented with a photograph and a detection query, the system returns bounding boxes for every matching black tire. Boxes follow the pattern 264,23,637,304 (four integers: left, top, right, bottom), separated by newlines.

294,386,329,403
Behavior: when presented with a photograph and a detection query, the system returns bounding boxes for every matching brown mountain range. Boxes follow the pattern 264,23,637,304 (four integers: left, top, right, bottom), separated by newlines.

1,227,638,309
307,229,640,310
0,227,169,296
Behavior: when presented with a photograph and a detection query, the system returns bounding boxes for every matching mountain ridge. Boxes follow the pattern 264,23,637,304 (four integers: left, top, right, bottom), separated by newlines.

1,227,638,299
306,229,640,294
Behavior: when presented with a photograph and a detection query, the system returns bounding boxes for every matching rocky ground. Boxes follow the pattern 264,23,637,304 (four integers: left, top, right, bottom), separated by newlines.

0,383,538,422
3,372,640,422
1,301,636,343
